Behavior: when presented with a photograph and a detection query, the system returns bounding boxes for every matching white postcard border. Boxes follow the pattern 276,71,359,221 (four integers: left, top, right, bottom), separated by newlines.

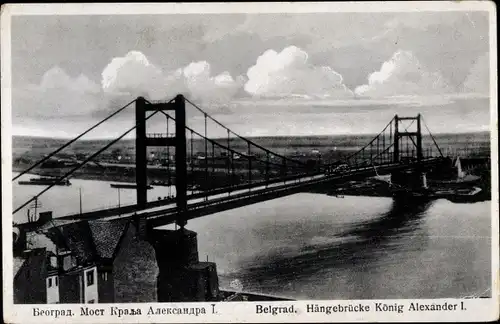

1,2,499,323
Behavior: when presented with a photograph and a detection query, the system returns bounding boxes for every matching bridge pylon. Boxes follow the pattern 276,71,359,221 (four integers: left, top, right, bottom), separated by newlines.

392,114,428,190
393,114,423,164
136,94,187,228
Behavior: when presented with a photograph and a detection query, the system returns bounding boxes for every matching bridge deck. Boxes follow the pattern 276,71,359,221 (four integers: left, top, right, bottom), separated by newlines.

50,158,442,229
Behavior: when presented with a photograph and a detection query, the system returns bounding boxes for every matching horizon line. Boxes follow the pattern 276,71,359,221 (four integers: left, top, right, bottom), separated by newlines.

11,130,491,142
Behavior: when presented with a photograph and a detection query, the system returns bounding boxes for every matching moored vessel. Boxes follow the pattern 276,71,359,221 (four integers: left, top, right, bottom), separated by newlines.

18,177,71,186
110,183,153,189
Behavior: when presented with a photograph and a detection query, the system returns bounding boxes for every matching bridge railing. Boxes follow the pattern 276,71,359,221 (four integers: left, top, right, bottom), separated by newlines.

146,133,175,138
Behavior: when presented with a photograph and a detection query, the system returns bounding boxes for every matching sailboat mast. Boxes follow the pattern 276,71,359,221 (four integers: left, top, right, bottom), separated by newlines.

455,156,465,179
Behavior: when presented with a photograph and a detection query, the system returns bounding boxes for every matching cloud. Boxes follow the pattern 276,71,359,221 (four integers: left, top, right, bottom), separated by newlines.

14,52,245,138
182,61,244,103
354,50,453,98
13,66,106,122
101,51,186,100
101,51,243,103
40,66,101,94
244,46,353,99
463,54,490,95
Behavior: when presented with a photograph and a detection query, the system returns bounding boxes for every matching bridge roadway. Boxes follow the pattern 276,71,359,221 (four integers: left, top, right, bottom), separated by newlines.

55,158,442,228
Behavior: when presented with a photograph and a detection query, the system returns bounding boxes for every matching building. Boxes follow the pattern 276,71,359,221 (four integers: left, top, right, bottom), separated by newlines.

13,216,130,304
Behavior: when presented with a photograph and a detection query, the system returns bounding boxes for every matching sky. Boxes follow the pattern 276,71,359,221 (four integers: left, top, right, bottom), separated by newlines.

8,10,493,138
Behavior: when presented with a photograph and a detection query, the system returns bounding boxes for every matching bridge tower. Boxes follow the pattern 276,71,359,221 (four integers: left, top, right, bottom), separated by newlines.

136,94,220,302
136,95,187,228
393,114,423,164
392,114,427,190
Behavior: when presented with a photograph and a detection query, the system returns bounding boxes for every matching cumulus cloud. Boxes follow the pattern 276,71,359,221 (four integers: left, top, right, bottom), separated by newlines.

244,46,354,99
13,66,105,122
183,61,244,103
101,51,243,103
40,66,101,93
463,54,489,95
354,50,453,98
14,51,246,137
102,51,185,100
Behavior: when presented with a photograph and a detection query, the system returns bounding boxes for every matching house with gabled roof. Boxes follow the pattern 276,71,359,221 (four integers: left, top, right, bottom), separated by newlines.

13,215,130,304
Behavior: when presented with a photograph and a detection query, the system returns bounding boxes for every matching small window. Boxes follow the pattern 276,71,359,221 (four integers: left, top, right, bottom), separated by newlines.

102,272,108,281
55,277,58,286
86,269,95,286
47,278,52,288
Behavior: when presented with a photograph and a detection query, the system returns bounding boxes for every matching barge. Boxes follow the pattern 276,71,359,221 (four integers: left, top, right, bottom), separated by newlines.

18,177,71,186
110,183,153,189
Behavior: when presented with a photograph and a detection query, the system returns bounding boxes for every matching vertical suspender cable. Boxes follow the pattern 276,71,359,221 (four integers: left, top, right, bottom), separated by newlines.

190,130,194,195
390,121,393,161
204,113,208,200
370,143,373,164
266,152,270,188
376,137,379,164
166,116,171,197
248,142,251,190
212,142,215,183
383,129,386,163
227,129,231,195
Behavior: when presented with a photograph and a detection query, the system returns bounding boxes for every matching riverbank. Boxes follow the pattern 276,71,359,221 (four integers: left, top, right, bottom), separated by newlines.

12,163,280,189
13,165,138,183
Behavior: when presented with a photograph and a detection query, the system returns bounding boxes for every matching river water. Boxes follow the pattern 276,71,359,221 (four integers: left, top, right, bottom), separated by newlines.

12,173,492,300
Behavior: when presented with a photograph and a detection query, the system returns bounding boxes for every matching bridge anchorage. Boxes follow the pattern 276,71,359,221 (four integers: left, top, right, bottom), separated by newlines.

13,93,452,302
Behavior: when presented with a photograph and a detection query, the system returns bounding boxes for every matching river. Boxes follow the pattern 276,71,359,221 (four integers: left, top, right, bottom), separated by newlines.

12,173,492,300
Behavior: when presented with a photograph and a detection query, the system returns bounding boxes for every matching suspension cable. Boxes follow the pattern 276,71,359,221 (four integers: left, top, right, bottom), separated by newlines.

13,99,137,181
356,143,395,167
334,116,396,167
421,116,444,157
13,109,161,215
156,110,304,171
184,98,307,167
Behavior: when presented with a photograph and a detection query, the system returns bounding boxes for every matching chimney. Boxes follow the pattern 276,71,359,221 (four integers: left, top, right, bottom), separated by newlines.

57,250,76,272
13,226,27,257
38,211,53,225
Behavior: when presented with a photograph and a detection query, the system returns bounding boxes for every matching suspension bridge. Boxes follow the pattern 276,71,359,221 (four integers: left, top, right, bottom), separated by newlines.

13,94,448,229
13,93,459,302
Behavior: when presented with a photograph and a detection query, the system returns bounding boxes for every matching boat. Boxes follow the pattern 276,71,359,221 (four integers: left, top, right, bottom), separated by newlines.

18,177,71,186
427,156,481,188
150,180,172,186
110,183,153,189
433,186,485,203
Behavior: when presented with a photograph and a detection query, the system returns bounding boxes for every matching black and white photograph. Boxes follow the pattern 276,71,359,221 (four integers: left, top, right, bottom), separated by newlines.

2,2,498,323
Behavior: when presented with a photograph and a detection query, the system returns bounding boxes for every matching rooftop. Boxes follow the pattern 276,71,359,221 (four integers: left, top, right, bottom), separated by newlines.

13,257,26,277
29,218,131,267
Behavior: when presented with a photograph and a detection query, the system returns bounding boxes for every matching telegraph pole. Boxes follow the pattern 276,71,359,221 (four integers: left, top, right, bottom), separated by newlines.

117,188,121,208
79,187,83,215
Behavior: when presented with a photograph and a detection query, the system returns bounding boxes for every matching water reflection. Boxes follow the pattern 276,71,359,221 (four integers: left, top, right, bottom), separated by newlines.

236,198,432,285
